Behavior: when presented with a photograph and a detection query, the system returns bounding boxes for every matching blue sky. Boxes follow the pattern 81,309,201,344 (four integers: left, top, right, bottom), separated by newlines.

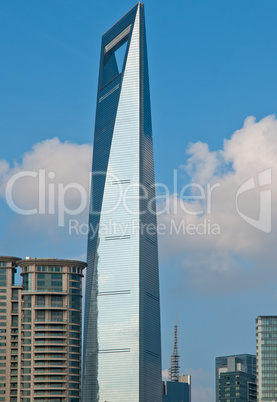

1,1,277,400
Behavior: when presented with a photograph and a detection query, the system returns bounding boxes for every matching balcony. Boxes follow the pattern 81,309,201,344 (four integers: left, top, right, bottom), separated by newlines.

34,361,66,367
11,356,18,361
35,324,66,329
35,304,67,309
22,289,67,294
34,334,67,339
34,383,66,388
34,354,66,359
34,390,66,396
34,376,66,382
34,368,65,374
35,319,67,323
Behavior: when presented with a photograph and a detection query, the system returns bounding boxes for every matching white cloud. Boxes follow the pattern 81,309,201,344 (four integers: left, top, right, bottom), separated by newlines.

0,137,92,231
2,115,277,293
0,160,9,177
183,141,220,185
158,115,277,294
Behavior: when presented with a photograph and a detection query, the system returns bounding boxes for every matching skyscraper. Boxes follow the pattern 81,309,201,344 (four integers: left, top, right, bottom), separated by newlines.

256,316,277,401
215,354,257,402
82,3,162,402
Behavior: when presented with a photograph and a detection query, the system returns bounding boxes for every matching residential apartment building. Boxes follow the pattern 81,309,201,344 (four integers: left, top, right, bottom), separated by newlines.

0,256,87,402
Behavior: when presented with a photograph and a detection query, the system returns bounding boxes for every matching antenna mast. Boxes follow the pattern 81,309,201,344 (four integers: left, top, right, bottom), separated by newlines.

169,323,180,382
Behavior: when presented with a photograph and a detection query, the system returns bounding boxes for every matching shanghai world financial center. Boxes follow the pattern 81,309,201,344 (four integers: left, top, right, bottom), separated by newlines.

82,3,162,402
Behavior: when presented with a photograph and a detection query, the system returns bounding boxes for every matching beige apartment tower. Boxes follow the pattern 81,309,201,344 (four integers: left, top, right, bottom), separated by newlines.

0,256,87,402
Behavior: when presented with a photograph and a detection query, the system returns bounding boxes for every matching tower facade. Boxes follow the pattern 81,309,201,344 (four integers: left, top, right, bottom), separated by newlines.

82,3,162,401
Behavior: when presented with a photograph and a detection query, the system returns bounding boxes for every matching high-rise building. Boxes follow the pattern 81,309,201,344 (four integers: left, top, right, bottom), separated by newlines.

216,354,257,402
163,324,191,402
82,3,162,401
0,256,21,402
0,256,86,402
256,316,277,401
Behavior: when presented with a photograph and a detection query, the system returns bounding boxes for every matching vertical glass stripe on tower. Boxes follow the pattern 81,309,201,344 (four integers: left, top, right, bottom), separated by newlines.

82,4,162,401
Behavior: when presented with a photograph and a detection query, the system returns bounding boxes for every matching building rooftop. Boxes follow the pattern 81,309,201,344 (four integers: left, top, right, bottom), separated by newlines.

17,258,87,268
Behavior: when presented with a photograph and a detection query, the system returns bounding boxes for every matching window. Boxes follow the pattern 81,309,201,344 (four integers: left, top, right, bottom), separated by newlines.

70,311,81,325
51,311,63,322
11,289,18,300
70,274,80,282
70,347,80,354
22,274,31,291
70,325,80,331
70,289,81,295
70,339,80,346
70,332,80,339
51,295,63,307
22,354,31,360
70,296,81,310
36,295,45,306
37,273,62,292
23,310,31,323
0,271,6,287
36,311,45,321
70,281,80,289
69,368,80,375
23,296,31,308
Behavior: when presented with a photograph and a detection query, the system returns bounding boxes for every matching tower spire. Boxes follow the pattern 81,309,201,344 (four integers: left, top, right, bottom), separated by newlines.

169,323,180,382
